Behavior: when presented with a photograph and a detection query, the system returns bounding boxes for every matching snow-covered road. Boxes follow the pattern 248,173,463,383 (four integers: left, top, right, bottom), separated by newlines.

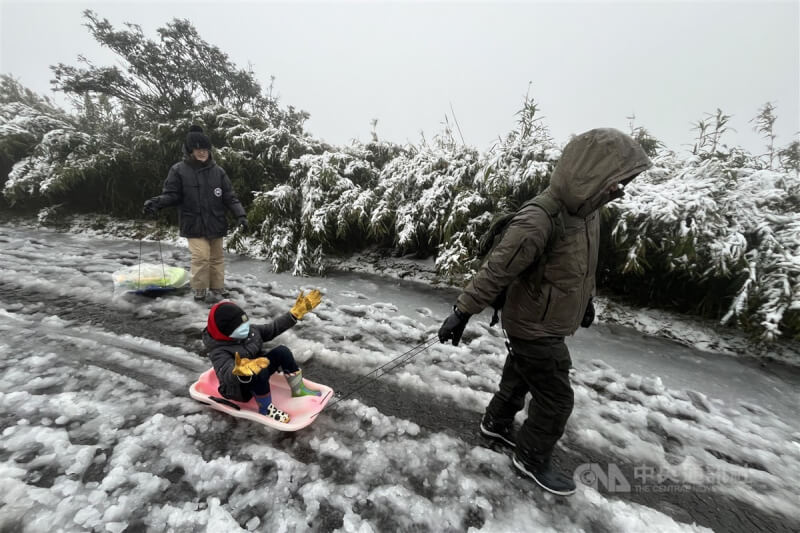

1,222,798,532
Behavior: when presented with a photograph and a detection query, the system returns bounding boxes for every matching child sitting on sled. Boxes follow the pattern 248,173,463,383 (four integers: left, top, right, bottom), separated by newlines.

203,290,323,423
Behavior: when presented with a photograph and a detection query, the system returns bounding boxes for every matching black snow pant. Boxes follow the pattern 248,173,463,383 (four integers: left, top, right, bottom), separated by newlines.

243,345,300,397
484,336,574,466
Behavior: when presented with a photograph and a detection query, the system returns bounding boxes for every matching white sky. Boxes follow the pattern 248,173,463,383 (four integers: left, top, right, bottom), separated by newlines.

1,0,798,154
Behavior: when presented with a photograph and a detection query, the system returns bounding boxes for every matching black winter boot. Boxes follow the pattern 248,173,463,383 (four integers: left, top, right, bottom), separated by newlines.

480,413,516,448
512,454,576,496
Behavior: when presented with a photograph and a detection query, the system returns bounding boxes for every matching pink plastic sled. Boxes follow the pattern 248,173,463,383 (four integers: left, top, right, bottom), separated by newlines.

189,368,333,432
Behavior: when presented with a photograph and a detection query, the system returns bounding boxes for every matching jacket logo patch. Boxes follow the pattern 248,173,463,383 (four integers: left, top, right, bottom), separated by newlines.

214,187,222,197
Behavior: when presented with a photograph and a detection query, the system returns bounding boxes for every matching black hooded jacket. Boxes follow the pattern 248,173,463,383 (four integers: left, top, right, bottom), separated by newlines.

149,147,246,239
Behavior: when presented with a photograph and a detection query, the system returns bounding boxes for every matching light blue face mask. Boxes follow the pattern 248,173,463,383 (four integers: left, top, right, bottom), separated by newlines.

230,321,251,339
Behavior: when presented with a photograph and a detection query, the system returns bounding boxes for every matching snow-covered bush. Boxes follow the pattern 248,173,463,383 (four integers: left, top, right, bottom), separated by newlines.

375,136,482,258
0,76,76,208
246,94,556,281
191,104,325,208
248,145,382,275
605,152,800,341
2,111,167,215
434,93,559,281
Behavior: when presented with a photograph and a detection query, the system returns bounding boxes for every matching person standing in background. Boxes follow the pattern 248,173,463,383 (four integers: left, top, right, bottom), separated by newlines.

144,125,247,302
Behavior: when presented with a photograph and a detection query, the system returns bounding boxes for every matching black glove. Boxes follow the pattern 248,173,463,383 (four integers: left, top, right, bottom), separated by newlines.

581,298,595,328
238,216,249,231
142,199,159,217
438,306,471,346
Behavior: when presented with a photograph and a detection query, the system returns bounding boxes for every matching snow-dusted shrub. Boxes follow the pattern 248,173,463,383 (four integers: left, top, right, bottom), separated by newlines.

0,81,172,214
375,136,482,258
5,127,93,199
0,96,322,217
1,113,170,215
434,94,559,282
246,132,488,278
248,146,382,275
474,93,559,211
606,152,800,340
0,76,76,207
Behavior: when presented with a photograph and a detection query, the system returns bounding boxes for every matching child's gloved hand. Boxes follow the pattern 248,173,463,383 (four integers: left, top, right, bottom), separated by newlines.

232,352,270,376
290,289,322,320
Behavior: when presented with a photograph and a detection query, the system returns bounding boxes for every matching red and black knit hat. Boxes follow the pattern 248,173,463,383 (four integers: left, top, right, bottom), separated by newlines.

207,301,248,340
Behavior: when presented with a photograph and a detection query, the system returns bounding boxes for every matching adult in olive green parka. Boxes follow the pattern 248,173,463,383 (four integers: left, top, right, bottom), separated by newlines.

438,128,652,496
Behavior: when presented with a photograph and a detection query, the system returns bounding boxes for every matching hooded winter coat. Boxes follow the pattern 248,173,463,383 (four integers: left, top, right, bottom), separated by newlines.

149,147,246,239
457,128,652,339
202,312,297,402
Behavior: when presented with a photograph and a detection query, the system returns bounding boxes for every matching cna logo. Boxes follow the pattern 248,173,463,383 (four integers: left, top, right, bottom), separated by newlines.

574,463,631,492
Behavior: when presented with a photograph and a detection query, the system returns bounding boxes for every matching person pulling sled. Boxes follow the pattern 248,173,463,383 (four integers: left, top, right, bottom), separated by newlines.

438,128,652,495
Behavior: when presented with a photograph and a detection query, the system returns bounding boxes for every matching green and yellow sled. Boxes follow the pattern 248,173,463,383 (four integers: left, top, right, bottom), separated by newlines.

112,263,190,294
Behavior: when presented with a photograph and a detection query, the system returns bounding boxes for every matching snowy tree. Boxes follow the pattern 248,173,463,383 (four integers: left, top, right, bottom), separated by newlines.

51,10,270,120
2,10,316,218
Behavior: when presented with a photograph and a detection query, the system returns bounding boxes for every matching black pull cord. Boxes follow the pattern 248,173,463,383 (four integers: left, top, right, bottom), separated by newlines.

136,217,168,290
156,218,166,288
316,336,439,415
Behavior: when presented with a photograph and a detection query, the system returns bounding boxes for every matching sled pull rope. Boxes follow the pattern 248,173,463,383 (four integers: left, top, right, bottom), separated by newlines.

137,218,168,289
320,336,438,412
138,238,143,289
157,235,166,288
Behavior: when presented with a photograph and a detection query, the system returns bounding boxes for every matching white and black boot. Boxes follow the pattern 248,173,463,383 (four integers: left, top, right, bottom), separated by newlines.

254,394,290,423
